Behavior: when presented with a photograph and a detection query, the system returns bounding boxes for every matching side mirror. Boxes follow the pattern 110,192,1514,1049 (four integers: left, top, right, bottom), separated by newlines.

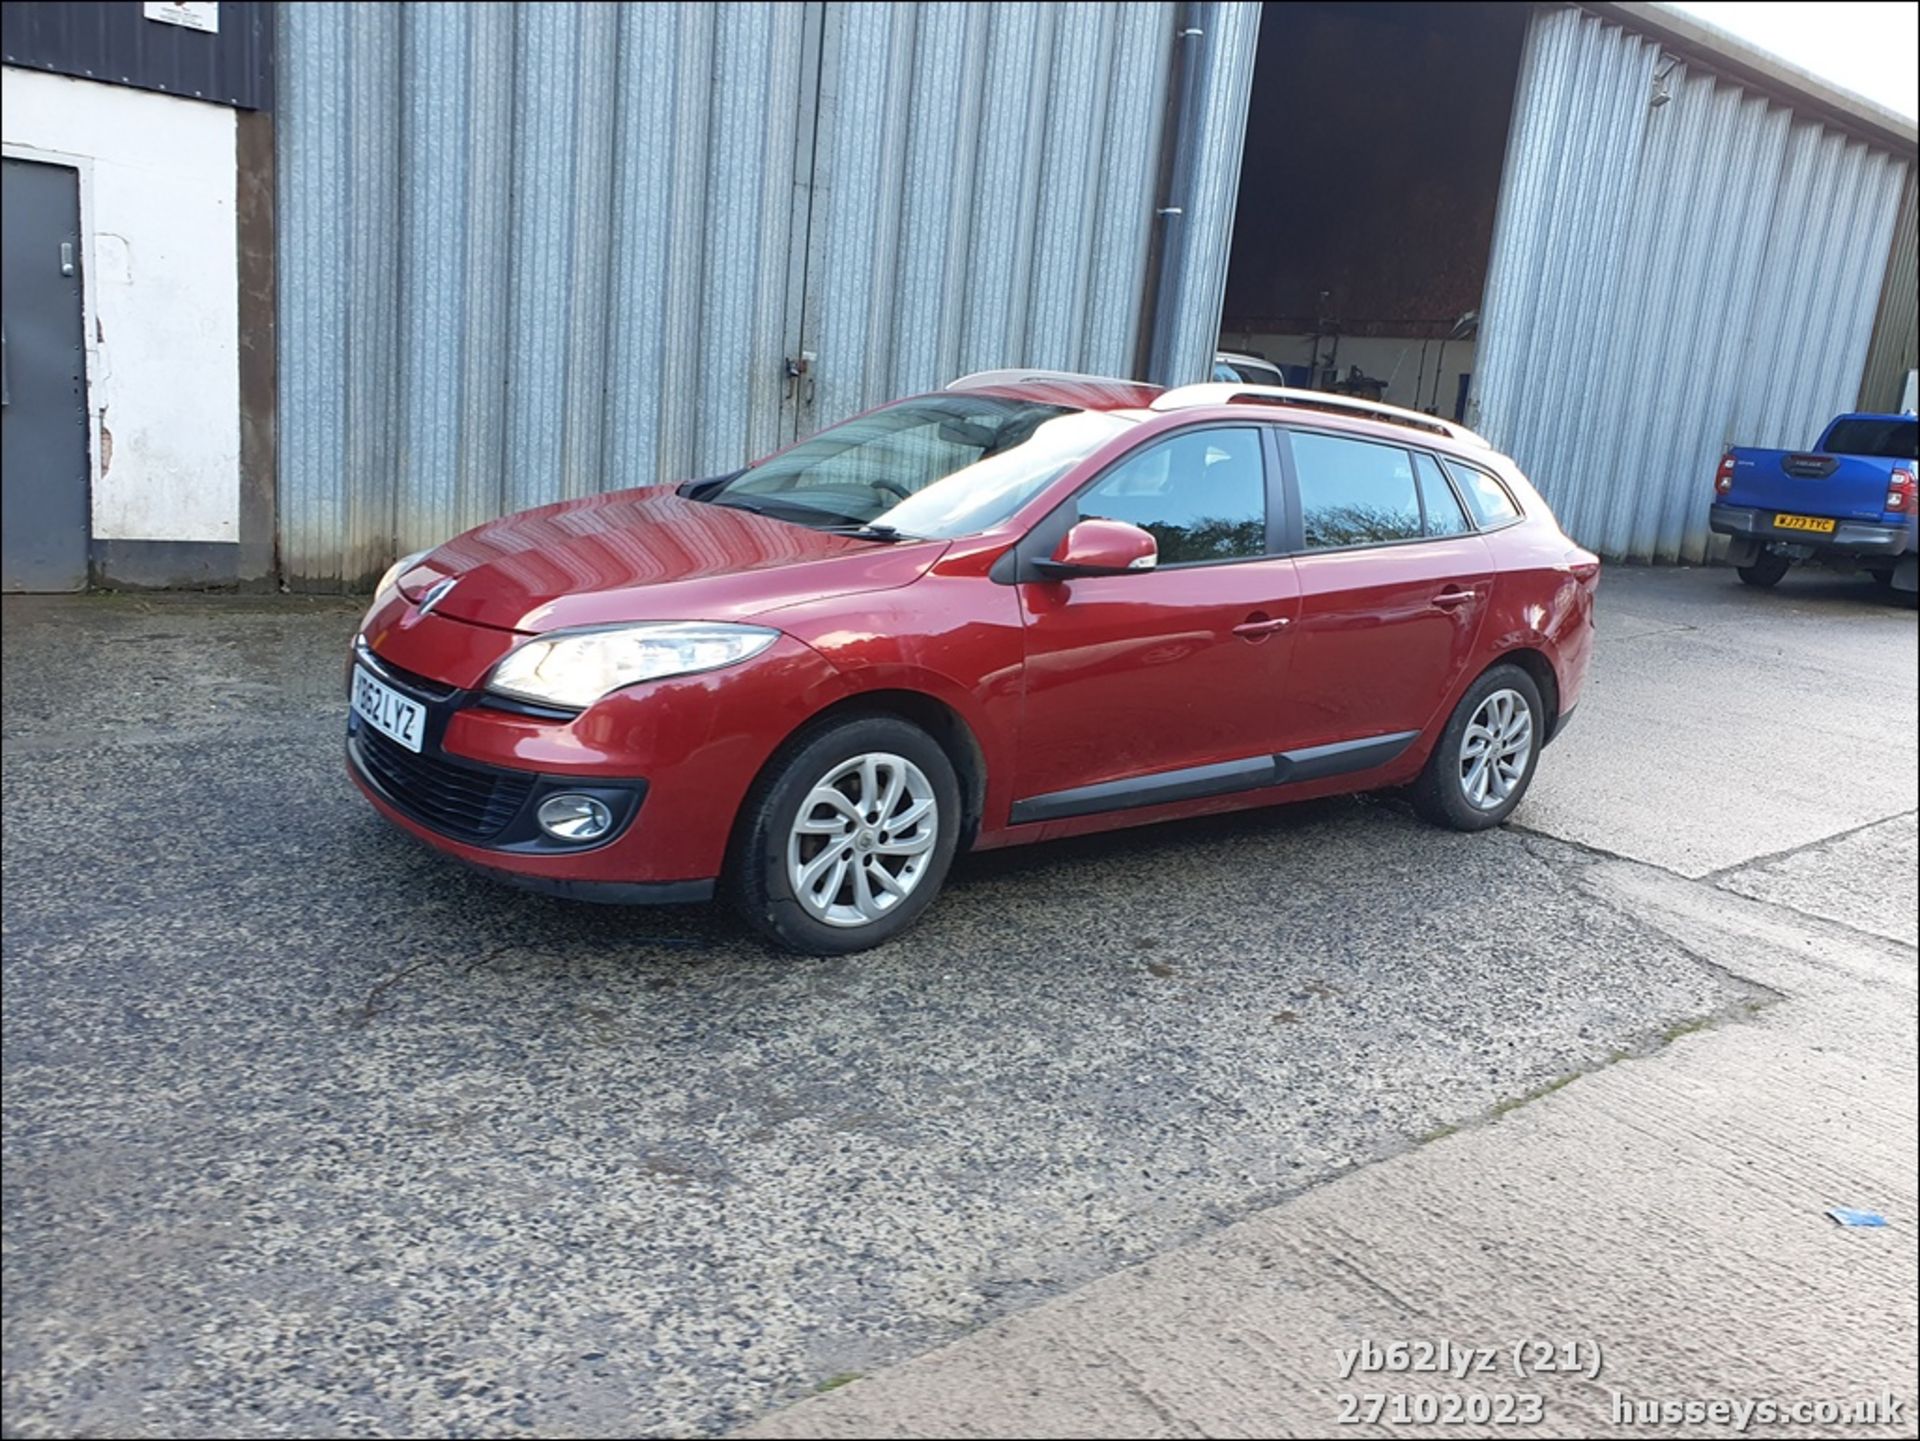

1033,519,1159,579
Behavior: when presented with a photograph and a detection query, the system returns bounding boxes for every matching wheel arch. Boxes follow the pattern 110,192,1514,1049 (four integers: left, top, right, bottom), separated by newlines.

1479,646,1562,743
741,688,990,854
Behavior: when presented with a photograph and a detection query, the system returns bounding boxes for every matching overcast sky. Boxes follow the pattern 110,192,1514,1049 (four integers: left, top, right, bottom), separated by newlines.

1666,2,1919,119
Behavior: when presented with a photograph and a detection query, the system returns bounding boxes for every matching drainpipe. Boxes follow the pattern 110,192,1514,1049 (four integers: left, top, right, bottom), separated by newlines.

1135,2,1207,385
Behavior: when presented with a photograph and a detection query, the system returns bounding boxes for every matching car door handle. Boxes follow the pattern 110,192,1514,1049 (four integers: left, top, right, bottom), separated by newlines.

1232,615,1292,638
1431,587,1479,609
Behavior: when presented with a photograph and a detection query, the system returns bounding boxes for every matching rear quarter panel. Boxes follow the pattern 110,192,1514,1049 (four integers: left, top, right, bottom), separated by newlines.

1477,513,1597,722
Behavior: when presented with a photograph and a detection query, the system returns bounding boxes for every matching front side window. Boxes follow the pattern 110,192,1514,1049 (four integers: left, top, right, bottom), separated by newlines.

1414,452,1472,537
1075,427,1267,565
1291,432,1422,549
708,397,1135,539
1444,458,1522,528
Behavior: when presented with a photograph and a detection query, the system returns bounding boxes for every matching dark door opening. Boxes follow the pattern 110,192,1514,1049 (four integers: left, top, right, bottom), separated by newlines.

1216,2,1527,421
3,157,90,592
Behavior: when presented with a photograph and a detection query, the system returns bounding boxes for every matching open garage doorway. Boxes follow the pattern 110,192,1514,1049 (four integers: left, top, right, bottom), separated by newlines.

1216,2,1528,421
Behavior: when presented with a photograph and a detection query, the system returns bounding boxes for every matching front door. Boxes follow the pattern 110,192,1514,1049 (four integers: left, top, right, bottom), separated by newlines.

1012,425,1301,819
2,158,90,592
1278,429,1495,752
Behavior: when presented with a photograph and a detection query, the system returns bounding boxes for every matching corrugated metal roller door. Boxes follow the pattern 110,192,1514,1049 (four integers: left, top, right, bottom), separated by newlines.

1473,6,1909,563
277,0,1261,591
280,2,819,591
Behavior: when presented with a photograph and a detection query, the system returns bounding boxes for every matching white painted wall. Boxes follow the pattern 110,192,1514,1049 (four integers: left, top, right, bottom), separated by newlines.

1219,331,1479,421
3,68,238,544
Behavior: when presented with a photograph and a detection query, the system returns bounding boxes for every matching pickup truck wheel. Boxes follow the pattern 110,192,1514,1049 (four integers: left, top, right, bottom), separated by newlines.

1737,552,1792,588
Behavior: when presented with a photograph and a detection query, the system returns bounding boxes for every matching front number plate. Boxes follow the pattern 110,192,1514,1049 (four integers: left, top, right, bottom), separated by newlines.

1773,513,1837,534
351,665,426,753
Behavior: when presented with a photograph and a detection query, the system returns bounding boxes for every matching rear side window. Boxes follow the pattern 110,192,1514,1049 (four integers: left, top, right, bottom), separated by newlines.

1290,432,1422,548
1075,427,1267,565
1414,453,1472,537
1444,459,1522,528
1822,417,1917,459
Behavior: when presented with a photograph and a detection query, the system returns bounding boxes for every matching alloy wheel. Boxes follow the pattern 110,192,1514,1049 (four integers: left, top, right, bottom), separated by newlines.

786,752,940,927
1458,687,1534,811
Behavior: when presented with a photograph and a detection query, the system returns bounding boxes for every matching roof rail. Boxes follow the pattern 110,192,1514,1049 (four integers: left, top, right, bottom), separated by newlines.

946,368,1135,391
1150,384,1491,447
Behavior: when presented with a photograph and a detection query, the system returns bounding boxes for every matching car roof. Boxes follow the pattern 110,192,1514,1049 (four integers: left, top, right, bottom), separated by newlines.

941,371,1162,412
940,370,1498,458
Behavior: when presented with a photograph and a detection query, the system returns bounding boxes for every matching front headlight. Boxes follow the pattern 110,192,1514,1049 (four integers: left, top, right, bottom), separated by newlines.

486,623,781,709
375,549,430,600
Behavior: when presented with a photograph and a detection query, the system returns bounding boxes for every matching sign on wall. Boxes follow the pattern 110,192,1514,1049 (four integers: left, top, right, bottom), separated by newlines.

142,2,218,35
4,1,268,110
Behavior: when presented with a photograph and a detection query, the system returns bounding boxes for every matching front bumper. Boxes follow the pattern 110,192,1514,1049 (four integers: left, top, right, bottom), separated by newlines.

349,748,715,904
348,640,648,852
346,611,851,893
347,727,648,855
1709,504,1913,557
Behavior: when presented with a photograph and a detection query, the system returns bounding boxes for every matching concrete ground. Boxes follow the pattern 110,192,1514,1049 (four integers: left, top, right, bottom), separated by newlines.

1,564,1914,1438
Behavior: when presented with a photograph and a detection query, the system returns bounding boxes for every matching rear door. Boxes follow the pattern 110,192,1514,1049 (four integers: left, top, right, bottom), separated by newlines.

1011,425,1301,818
1277,430,1494,756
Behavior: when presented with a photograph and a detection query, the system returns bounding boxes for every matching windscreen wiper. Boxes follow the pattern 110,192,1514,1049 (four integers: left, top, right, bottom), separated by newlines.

825,522,919,543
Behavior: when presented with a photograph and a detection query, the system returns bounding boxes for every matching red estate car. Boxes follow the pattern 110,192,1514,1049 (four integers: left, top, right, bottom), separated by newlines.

349,374,1598,953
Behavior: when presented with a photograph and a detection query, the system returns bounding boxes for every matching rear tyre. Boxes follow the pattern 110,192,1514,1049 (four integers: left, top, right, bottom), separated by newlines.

1409,664,1545,832
1737,552,1792,588
728,714,961,955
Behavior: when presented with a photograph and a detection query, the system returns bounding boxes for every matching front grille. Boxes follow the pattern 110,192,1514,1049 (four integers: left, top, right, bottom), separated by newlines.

355,725,535,841
356,643,460,703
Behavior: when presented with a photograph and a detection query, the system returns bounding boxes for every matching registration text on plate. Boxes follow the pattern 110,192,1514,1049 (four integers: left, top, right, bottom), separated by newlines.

1773,513,1837,534
352,665,427,752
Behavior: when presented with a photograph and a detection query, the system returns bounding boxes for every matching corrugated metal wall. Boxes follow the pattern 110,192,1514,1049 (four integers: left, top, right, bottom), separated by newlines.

1858,170,1917,413
796,1,1180,425
1473,6,1910,563
278,0,1258,589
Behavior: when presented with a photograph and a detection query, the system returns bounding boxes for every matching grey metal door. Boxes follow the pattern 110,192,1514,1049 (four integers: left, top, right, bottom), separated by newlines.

2,158,90,592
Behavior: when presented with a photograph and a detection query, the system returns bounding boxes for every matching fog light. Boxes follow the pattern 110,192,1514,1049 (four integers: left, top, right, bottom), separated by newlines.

536,793,614,842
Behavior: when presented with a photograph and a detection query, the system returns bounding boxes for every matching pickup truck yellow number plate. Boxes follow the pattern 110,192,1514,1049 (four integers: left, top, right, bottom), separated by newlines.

1773,513,1836,534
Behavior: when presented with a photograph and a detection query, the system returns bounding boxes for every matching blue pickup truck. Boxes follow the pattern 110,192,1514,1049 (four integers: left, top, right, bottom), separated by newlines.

1709,412,1917,595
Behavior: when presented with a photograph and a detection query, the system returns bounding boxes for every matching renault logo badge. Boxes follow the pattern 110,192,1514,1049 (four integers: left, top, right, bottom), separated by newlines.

417,575,458,617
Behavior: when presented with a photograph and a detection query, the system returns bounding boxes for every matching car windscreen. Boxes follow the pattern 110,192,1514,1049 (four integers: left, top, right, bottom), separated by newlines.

1822,417,1918,459
707,398,1135,538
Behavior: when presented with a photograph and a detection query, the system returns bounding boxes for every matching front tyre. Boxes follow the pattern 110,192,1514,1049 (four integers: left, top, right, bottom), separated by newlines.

1737,552,1792,588
1410,664,1545,832
730,715,961,954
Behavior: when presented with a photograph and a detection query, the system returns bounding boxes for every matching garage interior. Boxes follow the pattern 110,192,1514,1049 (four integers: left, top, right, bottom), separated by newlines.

1216,1,1530,420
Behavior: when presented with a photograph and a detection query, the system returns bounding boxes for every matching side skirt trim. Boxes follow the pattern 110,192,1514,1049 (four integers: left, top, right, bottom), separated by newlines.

1009,730,1420,825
